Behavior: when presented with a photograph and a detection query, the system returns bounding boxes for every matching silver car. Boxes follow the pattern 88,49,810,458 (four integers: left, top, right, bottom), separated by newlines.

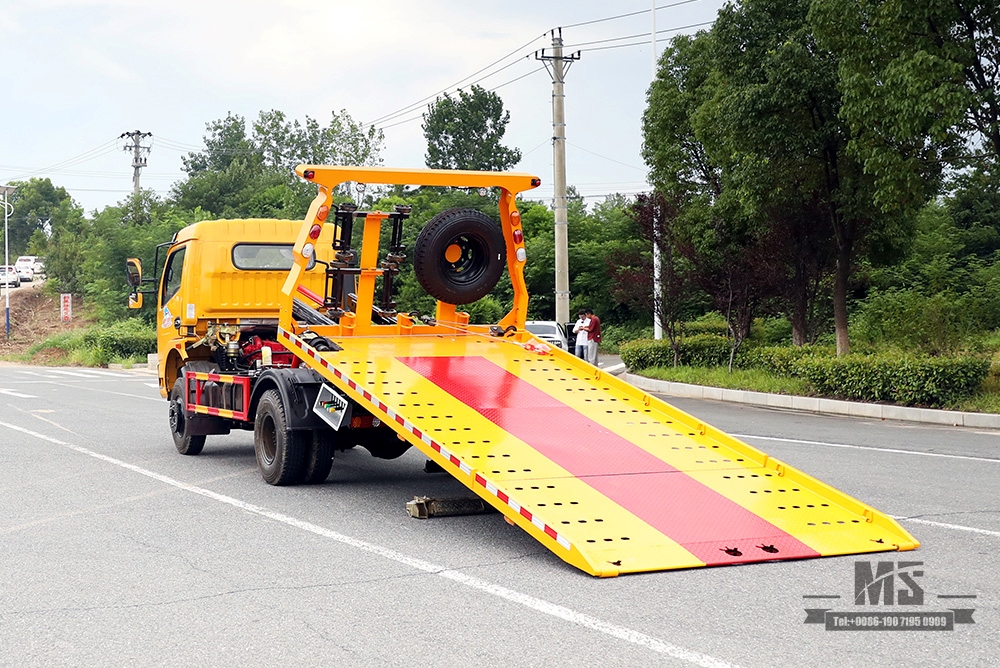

525,320,569,350
0,265,21,288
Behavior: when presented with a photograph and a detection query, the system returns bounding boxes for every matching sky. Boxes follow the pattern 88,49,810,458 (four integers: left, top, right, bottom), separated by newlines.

0,0,727,215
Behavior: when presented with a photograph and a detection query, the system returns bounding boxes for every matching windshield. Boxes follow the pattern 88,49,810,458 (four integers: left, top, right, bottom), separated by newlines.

526,323,558,336
232,244,315,270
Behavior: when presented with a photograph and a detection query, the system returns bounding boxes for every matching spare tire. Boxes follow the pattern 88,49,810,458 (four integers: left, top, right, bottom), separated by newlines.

413,208,505,304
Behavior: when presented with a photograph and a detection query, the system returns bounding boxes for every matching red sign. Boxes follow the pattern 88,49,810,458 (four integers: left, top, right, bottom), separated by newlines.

60,293,72,323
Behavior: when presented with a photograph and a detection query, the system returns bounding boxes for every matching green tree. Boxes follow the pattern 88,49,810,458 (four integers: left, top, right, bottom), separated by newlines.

174,109,384,218
422,85,522,171
1,178,72,258
810,0,999,204
643,0,914,355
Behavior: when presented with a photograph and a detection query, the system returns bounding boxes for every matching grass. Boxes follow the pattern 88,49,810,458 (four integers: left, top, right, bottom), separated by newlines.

637,365,811,396
16,329,147,367
634,363,1000,414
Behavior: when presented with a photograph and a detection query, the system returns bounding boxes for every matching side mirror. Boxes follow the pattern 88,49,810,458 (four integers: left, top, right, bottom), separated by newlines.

128,292,143,309
126,258,143,288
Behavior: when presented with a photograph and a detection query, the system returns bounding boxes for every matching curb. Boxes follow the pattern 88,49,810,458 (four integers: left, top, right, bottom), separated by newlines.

622,372,1000,430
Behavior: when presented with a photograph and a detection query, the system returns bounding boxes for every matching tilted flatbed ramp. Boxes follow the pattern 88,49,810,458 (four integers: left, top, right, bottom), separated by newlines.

280,327,918,577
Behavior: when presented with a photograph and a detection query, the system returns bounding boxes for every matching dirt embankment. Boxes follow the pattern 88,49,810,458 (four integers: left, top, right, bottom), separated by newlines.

0,283,93,361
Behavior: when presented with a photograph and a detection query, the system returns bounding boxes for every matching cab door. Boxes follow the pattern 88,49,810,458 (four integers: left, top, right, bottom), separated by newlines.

157,244,190,391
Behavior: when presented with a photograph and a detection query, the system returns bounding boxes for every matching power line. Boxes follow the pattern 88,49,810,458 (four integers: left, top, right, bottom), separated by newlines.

562,0,703,29
377,65,548,131
2,140,121,181
362,32,549,128
574,21,716,53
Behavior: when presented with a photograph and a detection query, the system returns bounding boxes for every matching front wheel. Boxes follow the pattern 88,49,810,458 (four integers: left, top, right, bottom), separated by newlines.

254,389,305,486
169,375,205,456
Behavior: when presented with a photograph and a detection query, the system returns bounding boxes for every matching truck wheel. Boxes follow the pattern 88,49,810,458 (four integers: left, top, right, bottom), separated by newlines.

254,389,306,485
169,376,206,456
413,208,505,304
302,430,335,484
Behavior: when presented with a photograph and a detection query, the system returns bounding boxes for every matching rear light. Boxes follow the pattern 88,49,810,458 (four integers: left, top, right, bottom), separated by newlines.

303,170,315,179
316,206,329,222
309,223,323,239
530,178,541,187
512,229,524,244
302,243,315,258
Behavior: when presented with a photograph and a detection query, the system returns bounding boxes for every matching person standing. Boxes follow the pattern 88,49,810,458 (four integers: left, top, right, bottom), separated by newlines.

572,310,591,360
585,308,601,366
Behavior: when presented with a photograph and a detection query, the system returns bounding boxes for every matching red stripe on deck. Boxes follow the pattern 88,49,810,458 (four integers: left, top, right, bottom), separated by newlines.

399,356,819,565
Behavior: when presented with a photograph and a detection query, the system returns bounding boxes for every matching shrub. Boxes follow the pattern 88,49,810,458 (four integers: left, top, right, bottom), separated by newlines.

794,353,989,406
600,322,654,354
684,312,729,337
853,289,978,354
620,334,731,369
737,345,836,376
82,318,156,361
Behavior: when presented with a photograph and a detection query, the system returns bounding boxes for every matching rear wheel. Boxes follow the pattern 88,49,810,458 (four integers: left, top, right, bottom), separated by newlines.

169,374,205,456
254,389,305,485
302,430,335,484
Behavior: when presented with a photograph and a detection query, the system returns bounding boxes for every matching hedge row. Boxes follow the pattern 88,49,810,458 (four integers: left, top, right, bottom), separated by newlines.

620,334,733,370
621,337,990,406
82,319,157,360
795,354,990,406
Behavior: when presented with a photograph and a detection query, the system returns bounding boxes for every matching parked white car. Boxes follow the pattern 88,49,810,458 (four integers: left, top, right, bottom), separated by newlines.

15,265,33,282
0,265,21,288
525,320,569,351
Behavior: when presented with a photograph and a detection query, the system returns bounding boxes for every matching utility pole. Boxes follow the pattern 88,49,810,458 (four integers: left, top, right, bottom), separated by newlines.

120,130,152,198
651,2,664,340
1,184,16,339
536,29,580,330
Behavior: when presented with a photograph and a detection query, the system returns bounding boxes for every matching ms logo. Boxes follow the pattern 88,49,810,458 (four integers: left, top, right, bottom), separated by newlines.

855,561,924,606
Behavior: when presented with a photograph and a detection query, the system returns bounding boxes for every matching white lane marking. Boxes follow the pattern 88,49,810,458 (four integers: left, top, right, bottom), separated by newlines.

733,433,1000,463
0,388,37,399
44,370,95,378
0,419,741,668
893,516,1000,538
76,369,136,378
145,383,161,389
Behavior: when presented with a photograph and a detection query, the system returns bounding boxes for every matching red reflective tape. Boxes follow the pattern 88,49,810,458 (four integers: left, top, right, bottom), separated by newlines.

449,455,461,467
400,356,819,565
394,415,405,425
475,474,487,487
412,427,422,439
543,525,558,540
519,507,533,520
497,490,509,504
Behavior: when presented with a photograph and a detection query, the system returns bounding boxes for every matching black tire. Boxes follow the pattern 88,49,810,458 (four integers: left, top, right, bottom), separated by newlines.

254,389,306,486
302,430,335,484
413,208,505,304
169,375,206,456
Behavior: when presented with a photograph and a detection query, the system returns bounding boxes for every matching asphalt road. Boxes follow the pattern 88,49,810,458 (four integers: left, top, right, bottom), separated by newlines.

1,365,996,667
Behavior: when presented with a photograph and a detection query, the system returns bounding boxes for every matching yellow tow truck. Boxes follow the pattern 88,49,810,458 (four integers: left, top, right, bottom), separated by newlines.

126,165,918,576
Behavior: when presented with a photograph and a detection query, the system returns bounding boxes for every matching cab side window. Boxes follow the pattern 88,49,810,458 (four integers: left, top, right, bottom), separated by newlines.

161,247,186,304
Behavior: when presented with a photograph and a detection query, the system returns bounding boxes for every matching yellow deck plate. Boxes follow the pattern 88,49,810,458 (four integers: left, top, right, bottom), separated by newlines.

279,328,918,576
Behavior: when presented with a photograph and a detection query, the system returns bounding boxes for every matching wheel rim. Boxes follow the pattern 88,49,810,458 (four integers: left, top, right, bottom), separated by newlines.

439,233,489,286
260,414,277,464
169,399,184,436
